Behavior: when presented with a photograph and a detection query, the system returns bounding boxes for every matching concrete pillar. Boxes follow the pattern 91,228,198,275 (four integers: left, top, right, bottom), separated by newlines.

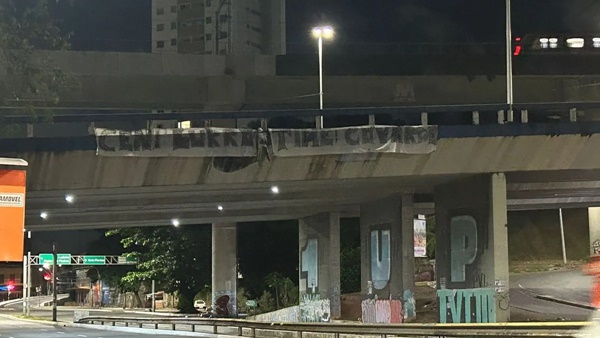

589,208,600,255
299,212,340,321
212,223,237,317
435,173,509,323
360,194,414,299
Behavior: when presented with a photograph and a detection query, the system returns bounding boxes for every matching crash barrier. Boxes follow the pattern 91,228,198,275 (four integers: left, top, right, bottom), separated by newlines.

76,316,588,337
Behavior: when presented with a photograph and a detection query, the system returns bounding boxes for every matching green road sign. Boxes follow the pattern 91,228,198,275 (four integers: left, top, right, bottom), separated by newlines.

39,253,71,265
246,300,257,308
83,256,105,265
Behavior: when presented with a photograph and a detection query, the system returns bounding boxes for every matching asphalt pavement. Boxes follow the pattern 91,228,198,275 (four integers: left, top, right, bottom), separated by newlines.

0,316,190,338
510,269,594,321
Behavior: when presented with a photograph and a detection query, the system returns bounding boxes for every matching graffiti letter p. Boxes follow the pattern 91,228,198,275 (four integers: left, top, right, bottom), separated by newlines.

450,216,478,283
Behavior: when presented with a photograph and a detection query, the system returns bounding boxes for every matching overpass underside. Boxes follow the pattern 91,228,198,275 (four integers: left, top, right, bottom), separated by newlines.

8,132,598,230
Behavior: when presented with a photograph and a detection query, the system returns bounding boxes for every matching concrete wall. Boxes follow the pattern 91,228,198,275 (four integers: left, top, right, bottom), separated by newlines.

3,51,600,110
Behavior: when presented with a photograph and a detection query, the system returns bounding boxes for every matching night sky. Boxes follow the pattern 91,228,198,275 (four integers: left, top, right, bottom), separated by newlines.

52,0,600,53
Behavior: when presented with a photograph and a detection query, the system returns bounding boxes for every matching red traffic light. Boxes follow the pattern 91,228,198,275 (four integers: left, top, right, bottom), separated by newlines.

6,281,14,291
43,272,52,281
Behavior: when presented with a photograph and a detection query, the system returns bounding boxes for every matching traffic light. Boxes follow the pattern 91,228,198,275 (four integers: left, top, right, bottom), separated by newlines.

43,272,52,281
6,281,14,292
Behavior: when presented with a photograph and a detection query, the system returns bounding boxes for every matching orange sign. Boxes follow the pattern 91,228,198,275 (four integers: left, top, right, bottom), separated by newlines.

0,170,26,262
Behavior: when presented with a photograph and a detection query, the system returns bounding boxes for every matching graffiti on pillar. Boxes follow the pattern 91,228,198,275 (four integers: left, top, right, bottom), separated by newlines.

370,229,391,290
593,240,600,255
437,288,496,323
361,299,403,323
300,238,319,293
450,216,478,283
299,293,330,322
403,289,416,320
212,291,236,317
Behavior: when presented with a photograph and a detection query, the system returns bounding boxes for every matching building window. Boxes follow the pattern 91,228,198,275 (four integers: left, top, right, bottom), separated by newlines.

171,38,177,46
171,22,177,30
206,34,212,41
179,3,191,10
206,0,212,6
171,5,177,13
156,8,164,15
157,24,165,32
206,16,212,24
220,49,227,55
156,41,165,48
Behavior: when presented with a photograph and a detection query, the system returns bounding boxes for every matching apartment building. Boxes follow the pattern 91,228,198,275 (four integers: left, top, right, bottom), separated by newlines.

151,0,286,55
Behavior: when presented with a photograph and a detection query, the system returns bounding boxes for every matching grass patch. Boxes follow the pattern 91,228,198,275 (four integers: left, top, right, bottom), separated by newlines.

16,315,52,321
510,259,587,274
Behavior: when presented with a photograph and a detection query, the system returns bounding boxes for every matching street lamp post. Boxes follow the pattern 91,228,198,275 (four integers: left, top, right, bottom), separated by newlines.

312,25,335,129
506,0,514,118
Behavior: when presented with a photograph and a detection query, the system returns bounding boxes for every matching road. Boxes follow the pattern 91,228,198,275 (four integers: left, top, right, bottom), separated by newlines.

0,316,188,338
510,269,593,321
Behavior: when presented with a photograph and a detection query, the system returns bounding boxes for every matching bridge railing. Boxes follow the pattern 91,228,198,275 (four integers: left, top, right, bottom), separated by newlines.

76,315,587,337
2,101,600,141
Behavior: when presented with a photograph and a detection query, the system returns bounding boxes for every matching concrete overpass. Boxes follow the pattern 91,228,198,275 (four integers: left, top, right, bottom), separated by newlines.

12,133,600,231
5,113,600,324
3,51,600,112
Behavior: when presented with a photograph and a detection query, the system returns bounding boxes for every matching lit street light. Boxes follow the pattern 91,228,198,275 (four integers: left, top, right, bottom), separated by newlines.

312,25,335,129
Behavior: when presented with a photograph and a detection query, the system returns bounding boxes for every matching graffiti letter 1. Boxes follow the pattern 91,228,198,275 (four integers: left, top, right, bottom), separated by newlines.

450,216,477,283
371,229,391,290
301,238,319,293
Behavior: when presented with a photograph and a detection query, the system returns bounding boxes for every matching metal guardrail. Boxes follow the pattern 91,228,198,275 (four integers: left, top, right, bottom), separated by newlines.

77,316,587,337
2,101,600,123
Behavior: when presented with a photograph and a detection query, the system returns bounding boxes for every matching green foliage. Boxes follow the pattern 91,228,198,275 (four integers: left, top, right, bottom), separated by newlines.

265,272,298,309
340,246,361,294
426,215,436,258
0,0,77,134
257,290,275,313
106,225,211,313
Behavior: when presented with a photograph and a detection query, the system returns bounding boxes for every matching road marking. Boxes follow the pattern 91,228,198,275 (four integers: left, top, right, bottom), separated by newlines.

57,331,65,334
77,335,87,337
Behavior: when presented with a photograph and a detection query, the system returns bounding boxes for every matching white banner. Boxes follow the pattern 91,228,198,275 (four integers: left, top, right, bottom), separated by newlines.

270,125,437,157
95,128,257,157
414,218,427,258
94,125,437,158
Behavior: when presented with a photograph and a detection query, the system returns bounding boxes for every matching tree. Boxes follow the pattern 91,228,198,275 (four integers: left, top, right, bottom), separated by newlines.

0,0,75,131
106,225,212,313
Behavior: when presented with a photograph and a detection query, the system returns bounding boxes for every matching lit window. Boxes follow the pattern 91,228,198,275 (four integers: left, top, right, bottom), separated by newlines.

539,38,549,49
157,24,165,32
156,41,165,48
593,37,600,48
549,37,558,49
156,8,164,15
566,37,584,48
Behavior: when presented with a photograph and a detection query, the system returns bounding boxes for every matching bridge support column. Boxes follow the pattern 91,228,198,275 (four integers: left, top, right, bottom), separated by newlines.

212,223,237,317
360,194,415,320
588,208,600,255
435,173,509,323
299,212,340,321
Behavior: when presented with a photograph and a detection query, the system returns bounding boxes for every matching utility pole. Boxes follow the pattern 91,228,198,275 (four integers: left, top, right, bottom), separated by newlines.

52,242,57,322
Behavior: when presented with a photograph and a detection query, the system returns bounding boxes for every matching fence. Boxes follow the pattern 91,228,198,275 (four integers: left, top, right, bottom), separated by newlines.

76,315,587,337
